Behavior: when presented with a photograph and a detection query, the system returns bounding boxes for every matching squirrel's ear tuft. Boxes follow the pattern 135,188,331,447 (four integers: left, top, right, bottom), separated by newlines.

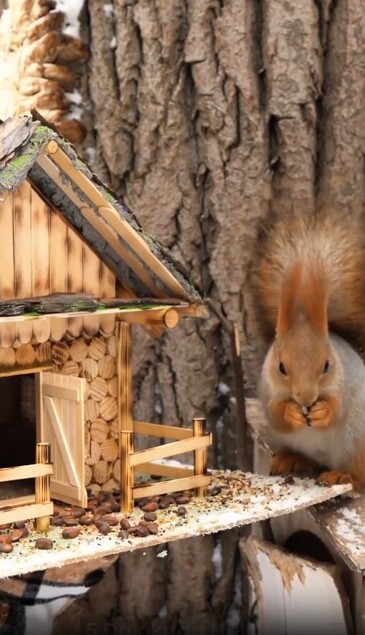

300,262,328,335
277,260,328,336
277,262,302,335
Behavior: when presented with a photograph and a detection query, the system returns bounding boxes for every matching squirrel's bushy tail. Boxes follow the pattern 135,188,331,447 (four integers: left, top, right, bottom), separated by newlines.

249,212,365,345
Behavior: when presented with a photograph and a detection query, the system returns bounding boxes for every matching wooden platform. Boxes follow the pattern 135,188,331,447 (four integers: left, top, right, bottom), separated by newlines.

246,397,365,635
245,397,365,573
0,469,350,579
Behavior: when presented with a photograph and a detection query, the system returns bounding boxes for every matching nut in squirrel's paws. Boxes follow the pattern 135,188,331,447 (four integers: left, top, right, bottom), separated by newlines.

307,400,334,428
316,470,360,490
270,450,316,476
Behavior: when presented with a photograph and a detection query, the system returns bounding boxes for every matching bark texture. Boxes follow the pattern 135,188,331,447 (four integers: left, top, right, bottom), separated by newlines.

2,0,365,633
74,1,365,633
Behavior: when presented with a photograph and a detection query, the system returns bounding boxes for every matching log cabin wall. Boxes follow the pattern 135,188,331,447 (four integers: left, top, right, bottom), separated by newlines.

0,181,116,347
0,179,121,493
0,331,120,494
51,334,119,494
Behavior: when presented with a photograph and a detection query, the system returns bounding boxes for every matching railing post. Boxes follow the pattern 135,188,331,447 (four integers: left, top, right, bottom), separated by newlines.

120,430,134,513
35,442,51,532
193,417,208,497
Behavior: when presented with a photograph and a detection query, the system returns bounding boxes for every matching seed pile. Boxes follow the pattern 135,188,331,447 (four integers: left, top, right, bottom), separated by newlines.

0,487,196,552
0,471,350,564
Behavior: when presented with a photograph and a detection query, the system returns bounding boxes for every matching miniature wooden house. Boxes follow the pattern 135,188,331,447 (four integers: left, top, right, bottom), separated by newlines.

0,114,211,528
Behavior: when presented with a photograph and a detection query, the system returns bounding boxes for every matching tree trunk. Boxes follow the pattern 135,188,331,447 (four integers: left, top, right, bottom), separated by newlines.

1,0,365,632
75,1,365,632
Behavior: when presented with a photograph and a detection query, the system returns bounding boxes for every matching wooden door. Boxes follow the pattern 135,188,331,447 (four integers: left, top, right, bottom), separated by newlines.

39,371,87,507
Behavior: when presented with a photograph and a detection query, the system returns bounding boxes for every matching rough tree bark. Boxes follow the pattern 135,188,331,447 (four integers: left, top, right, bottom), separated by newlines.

1,0,364,633
72,2,365,633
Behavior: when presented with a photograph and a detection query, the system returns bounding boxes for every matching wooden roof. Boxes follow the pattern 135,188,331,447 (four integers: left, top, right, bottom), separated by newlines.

0,114,206,320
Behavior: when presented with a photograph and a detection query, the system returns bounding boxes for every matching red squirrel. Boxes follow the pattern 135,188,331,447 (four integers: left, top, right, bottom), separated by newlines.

251,213,365,490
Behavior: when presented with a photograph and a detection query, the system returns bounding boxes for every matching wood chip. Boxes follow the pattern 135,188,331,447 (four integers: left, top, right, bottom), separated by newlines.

107,335,116,357
52,340,69,366
61,360,80,376
85,440,101,465
36,341,52,363
108,376,118,398
84,463,92,486
93,460,111,485
100,438,119,462
69,339,88,362
88,337,107,360
81,357,98,380
98,355,116,380
85,398,99,422
99,396,118,421
89,377,108,401
0,347,16,367
90,419,108,443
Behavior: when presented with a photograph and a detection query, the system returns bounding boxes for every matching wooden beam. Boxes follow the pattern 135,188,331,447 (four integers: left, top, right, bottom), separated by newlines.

132,474,211,500
0,305,187,325
193,418,208,497
35,443,52,532
0,502,53,526
0,495,35,510
120,429,134,513
134,420,192,440
118,323,133,432
0,364,51,378
136,462,194,479
129,433,212,468
0,463,53,482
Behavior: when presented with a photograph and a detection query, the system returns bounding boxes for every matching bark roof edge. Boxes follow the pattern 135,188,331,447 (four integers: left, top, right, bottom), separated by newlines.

0,114,205,309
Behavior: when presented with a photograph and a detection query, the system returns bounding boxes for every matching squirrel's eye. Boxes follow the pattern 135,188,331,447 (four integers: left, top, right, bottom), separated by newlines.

279,362,287,376
323,360,330,374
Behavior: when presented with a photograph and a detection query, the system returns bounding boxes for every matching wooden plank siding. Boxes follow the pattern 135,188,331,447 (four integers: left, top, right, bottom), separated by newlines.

13,183,33,345
0,182,116,346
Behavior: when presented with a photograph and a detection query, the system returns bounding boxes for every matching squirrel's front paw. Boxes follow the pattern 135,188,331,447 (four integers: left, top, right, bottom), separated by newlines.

283,401,307,430
316,470,361,491
270,449,316,476
308,400,334,428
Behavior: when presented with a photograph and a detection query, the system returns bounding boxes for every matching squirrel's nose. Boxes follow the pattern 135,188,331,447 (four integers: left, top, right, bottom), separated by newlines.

294,390,317,409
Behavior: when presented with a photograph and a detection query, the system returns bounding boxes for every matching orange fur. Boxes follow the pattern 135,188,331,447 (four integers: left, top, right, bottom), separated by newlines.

270,449,317,476
277,262,302,335
316,471,360,491
249,213,365,345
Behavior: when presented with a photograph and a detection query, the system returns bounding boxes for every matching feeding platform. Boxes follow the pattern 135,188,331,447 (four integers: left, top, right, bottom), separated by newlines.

0,469,350,579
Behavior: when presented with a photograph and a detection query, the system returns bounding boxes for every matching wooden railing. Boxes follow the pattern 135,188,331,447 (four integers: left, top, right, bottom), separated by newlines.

0,442,53,529
120,418,212,512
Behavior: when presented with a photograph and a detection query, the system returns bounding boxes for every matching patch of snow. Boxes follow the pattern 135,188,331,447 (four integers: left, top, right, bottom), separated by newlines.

103,4,115,18
110,36,117,49
154,458,192,469
54,0,84,37
225,563,242,633
85,147,96,164
65,89,83,121
157,549,168,559
154,384,162,416
218,382,230,396
158,605,167,618
215,417,224,470
212,539,223,580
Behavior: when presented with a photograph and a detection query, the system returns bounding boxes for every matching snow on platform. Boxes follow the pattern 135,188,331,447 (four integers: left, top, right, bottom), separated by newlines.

311,495,365,572
0,469,351,579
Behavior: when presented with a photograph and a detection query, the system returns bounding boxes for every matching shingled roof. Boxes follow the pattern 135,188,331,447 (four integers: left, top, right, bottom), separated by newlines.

0,113,206,320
